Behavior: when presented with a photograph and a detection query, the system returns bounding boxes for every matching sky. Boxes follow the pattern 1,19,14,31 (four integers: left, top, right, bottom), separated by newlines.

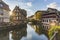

3,0,60,17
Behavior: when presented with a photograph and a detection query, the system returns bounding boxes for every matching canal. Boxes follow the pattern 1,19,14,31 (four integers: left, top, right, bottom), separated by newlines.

0,24,60,40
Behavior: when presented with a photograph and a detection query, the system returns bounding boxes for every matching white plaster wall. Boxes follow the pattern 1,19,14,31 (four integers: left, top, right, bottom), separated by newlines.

3,9,10,22
0,9,3,17
42,18,57,30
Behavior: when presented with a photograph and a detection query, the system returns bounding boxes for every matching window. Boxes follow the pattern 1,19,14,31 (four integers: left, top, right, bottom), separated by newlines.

43,26,44,28
47,20,48,22
17,17,18,20
43,20,44,22
0,4,3,7
16,13,19,16
0,13,3,15
47,26,48,29
17,10,19,12
49,19,51,21
19,17,21,19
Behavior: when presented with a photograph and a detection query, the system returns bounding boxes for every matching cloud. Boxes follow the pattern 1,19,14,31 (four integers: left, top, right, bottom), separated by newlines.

57,7,60,11
26,2,32,7
19,2,32,8
26,9,34,17
46,2,60,11
47,2,57,8
18,2,33,17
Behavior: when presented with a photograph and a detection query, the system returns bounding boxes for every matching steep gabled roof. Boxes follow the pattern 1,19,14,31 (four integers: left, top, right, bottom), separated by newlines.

13,6,27,17
47,8,57,12
13,6,21,12
0,0,10,11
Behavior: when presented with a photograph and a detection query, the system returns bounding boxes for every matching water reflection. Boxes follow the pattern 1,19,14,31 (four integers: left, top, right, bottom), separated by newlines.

30,24,42,35
0,30,9,40
10,27,27,40
21,24,48,40
29,24,60,40
0,24,60,40
0,24,27,40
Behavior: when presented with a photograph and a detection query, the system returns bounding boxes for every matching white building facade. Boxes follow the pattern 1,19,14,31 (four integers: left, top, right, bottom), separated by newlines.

41,8,59,30
0,0,10,23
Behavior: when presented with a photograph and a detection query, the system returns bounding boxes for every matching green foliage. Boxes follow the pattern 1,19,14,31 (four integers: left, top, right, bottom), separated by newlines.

34,11,42,20
48,26,60,38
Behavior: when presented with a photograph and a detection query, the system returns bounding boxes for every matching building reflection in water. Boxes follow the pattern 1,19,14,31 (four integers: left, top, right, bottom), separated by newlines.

9,24,27,40
0,23,60,40
0,24,27,40
30,24,42,35
0,30,9,40
29,24,60,40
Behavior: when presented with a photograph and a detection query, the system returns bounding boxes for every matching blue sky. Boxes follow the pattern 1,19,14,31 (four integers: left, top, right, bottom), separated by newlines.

3,0,60,16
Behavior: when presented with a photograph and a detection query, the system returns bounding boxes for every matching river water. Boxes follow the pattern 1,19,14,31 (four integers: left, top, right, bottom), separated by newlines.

0,24,60,40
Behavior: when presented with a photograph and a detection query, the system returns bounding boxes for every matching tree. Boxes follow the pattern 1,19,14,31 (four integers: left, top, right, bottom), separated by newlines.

34,11,42,20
